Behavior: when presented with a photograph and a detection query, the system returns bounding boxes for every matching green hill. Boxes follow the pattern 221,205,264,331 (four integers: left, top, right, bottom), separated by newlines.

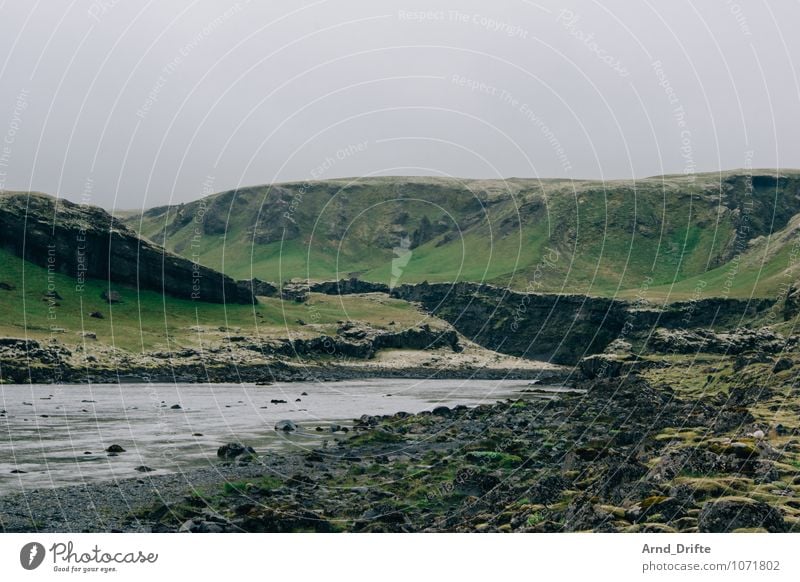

0,247,424,352
125,170,800,299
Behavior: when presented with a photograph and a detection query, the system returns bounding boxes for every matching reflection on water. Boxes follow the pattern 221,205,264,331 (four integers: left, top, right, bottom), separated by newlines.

0,378,572,493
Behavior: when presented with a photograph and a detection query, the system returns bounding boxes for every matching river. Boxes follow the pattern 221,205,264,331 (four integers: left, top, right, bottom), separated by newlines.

0,378,573,493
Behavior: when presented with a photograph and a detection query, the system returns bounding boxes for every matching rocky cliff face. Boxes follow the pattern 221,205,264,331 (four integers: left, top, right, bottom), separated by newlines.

0,191,253,304
386,282,775,365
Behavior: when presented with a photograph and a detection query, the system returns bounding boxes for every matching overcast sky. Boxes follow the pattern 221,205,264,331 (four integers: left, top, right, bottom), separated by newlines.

0,0,798,209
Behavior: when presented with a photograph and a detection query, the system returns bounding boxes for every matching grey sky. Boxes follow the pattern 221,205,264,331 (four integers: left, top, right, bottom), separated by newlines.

0,0,798,209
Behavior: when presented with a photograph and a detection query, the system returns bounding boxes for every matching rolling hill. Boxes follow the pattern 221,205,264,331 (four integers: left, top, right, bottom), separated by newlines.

125,170,800,300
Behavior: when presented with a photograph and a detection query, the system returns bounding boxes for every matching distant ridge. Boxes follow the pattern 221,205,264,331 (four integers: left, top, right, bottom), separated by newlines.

0,190,254,304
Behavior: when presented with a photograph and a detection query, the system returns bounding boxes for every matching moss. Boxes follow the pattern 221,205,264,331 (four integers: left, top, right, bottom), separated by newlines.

346,429,407,446
526,511,546,526
464,450,523,468
640,496,670,509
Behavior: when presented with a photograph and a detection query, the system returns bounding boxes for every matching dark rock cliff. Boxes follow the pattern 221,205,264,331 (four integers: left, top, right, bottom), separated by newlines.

388,282,775,365
0,191,253,304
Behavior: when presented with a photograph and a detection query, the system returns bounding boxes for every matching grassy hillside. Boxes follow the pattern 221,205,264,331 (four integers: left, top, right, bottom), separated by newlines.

0,248,425,352
126,171,800,299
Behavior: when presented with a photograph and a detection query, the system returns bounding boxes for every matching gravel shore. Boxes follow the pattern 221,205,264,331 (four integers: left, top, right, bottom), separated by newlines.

4,362,799,533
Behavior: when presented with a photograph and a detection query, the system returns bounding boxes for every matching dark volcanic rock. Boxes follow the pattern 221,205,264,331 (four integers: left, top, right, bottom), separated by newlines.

238,278,278,297
281,281,309,303
274,420,298,432
0,191,254,304
649,327,785,356
698,498,786,532
310,278,390,295
389,282,774,365
217,443,256,459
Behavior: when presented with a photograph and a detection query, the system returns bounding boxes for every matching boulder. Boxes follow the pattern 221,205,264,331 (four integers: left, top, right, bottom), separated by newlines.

101,290,121,304
772,357,793,372
216,443,256,459
275,420,298,433
105,444,126,453
281,281,310,303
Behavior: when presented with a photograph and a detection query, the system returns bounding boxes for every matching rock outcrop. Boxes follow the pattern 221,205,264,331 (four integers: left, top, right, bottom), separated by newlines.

310,278,390,295
387,282,775,365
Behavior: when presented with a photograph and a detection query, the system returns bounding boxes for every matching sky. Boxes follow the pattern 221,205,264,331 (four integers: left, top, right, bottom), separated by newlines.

0,0,798,209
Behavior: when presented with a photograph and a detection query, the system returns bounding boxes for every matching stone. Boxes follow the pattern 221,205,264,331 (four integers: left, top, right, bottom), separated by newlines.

105,444,126,453
89,311,104,319
101,290,121,304
772,358,793,372
275,420,298,433
431,406,452,417
170,404,182,410
216,442,256,459
135,466,155,473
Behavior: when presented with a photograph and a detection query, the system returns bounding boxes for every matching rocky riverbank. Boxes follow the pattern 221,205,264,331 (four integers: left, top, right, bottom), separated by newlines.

0,320,567,385
3,357,798,533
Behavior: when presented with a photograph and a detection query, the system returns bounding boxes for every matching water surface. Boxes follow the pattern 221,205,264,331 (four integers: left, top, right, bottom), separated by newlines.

0,378,569,493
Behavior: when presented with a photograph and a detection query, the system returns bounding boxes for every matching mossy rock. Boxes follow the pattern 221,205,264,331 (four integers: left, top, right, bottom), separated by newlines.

596,504,627,519
640,495,670,509
707,441,758,458
674,476,750,499
464,451,522,468
699,496,786,533
625,523,677,533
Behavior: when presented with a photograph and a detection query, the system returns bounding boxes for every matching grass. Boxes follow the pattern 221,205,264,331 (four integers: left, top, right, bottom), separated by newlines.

0,248,430,352
126,172,800,301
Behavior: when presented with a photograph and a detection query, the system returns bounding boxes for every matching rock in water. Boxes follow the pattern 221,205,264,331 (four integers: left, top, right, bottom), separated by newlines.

275,420,298,433
105,444,126,453
217,443,256,459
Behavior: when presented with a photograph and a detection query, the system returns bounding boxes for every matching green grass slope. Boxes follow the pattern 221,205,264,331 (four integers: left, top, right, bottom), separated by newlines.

126,171,800,299
0,248,424,352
